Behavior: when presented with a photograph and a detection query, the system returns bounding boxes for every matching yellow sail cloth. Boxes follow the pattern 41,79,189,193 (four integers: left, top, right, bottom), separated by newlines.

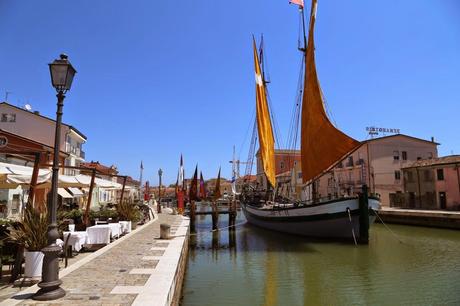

300,0,360,183
253,38,276,187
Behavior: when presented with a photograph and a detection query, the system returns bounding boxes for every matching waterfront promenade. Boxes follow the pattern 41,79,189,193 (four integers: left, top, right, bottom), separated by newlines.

0,213,190,306
378,207,460,229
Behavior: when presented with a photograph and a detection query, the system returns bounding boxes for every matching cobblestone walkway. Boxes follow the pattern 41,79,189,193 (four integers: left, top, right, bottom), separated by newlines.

3,214,185,306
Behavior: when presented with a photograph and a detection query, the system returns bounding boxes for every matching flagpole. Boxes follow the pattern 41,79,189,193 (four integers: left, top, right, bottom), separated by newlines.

139,161,144,202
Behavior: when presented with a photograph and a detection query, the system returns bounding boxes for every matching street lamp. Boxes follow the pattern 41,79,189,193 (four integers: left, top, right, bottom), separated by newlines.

158,168,163,213
34,54,76,301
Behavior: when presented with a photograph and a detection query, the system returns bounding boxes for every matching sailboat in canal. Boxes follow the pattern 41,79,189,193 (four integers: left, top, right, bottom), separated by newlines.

240,0,380,240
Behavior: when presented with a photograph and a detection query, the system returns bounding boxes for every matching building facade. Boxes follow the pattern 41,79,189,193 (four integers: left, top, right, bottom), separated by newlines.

256,149,301,190
0,102,86,175
80,161,119,208
255,134,439,207
401,155,460,210
315,134,438,206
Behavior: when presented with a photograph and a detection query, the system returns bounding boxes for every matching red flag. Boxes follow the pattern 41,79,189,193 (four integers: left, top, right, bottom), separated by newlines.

213,167,221,201
199,171,206,200
189,165,198,201
144,181,150,201
289,0,304,8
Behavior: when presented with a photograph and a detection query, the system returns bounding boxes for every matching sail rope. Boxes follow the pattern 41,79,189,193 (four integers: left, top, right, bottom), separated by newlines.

372,208,404,244
238,107,256,159
244,119,258,177
346,208,358,246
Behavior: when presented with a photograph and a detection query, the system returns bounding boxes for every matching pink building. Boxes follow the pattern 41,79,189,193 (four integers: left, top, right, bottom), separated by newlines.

256,134,439,206
401,155,460,210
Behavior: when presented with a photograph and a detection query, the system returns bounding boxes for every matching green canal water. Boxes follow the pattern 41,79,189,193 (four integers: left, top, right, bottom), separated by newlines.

181,211,460,306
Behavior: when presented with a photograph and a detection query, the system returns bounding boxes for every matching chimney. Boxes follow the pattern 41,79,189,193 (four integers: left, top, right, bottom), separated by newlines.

431,136,435,143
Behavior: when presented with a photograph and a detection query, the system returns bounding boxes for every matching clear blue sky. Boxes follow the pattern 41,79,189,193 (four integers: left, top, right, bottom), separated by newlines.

1,0,459,185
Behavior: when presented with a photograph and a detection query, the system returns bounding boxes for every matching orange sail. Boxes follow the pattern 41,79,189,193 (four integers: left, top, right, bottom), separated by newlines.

253,38,276,187
300,0,360,183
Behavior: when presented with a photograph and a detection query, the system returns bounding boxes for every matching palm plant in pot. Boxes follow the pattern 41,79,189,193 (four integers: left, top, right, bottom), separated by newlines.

116,200,141,232
7,204,48,279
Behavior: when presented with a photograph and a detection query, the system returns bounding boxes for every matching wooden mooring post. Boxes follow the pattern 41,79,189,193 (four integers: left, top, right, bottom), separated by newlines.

190,200,196,232
358,185,370,244
228,199,237,228
211,201,219,230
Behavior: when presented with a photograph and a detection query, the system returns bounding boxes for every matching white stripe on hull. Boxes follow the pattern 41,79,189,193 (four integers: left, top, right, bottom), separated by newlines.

242,197,380,239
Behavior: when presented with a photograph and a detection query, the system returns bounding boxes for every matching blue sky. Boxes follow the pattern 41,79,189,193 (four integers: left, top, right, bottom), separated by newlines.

1,0,459,185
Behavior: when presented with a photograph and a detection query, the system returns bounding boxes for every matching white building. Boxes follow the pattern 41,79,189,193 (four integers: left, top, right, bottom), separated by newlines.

0,102,86,174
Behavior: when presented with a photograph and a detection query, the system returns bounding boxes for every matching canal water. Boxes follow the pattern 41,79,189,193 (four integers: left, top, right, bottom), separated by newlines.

181,210,460,306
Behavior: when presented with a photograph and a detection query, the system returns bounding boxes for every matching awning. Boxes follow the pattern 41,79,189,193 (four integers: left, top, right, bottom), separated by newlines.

68,187,84,197
58,188,73,199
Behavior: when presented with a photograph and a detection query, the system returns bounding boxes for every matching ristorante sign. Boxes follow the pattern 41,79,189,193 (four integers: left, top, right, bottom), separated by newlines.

366,126,400,135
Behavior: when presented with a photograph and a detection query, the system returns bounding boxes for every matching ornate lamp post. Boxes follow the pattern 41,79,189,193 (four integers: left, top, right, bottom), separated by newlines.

158,168,163,213
34,54,76,301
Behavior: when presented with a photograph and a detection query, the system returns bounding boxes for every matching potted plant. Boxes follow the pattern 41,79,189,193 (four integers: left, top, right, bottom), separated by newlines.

7,204,48,279
116,200,141,231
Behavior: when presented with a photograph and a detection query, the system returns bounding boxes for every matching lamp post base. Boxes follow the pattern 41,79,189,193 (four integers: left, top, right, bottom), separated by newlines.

33,242,66,301
33,286,65,301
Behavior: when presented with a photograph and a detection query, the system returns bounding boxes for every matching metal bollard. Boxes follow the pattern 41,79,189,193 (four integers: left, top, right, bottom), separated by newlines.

160,223,171,239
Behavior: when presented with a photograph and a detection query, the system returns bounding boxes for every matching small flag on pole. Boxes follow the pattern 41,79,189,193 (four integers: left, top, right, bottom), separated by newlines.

289,0,304,8
213,167,221,201
189,165,198,201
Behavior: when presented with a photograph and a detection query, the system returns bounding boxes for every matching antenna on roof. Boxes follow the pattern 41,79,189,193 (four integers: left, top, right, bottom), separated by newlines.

4,91,12,102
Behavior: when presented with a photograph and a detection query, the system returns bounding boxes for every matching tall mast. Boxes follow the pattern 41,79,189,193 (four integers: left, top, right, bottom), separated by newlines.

299,7,307,52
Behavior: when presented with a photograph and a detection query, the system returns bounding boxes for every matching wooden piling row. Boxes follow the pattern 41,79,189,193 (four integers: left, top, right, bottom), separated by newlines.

187,200,238,232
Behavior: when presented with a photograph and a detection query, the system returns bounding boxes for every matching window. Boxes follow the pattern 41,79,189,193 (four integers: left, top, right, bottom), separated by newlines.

417,157,422,160
1,113,15,122
280,161,284,170
347,156,354,167
402,151,407,160
393,151,400,160
407,171,414,182
424,170,432,181
394,170,401,180
298,172,302,179
428,152,433,159
337,162,343,168
437,169,444,181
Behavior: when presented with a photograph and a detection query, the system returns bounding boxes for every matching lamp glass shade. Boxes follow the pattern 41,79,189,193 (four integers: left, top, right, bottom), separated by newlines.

49,56,76,91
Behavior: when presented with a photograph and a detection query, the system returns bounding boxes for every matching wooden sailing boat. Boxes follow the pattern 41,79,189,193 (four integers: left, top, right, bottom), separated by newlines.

241,0,380,241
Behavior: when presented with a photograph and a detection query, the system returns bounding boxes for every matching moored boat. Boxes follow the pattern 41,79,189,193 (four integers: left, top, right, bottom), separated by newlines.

241,0,381,242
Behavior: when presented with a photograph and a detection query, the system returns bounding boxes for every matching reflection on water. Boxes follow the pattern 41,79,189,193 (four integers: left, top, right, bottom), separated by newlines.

182,211,460,306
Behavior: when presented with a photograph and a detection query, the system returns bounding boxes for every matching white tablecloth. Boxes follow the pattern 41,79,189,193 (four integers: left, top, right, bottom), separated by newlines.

96,223,122,238
86,226,111,244
119,221,131,234
63,231,88,251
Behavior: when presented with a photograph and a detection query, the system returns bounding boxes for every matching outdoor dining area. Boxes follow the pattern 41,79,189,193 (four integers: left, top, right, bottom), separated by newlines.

0,160,150,286
60,220,132,252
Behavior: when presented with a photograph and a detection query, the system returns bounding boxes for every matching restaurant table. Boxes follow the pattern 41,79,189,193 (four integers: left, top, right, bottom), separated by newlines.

86,226,111,244
63,231,88,251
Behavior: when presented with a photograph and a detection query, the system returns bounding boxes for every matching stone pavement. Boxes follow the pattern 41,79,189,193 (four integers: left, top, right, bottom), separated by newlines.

1,213,189,306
